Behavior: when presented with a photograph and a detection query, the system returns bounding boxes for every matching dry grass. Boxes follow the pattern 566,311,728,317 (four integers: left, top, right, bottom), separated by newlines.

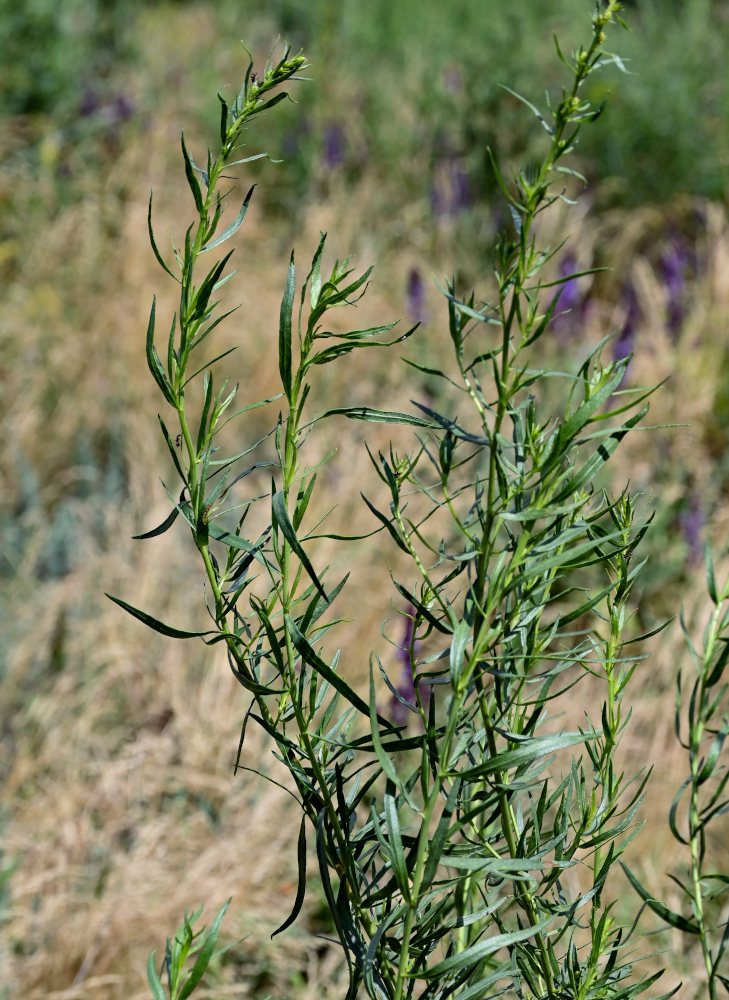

3,10,729,997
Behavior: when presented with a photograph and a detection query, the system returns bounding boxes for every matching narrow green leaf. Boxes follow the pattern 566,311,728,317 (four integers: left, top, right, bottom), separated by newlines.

697,719,729,786
217,90,228,145
314,406,440,428
500,84,553,135
420,916,553,978
148,192,178,280
293,474,317,531
552,406,648,502
133,506,180,540
146,951,166,1000
181,132,205,215
279,252,295,401
363,906,403,1000
421,779,460,891
384,780,410,902
179,899,231,1000
449,619,471,688
451,732,592,780
272,490,327,600
106,593,215,640
367,665,416,805
706,540,719,605
620,863,701,934
272,817,307,937
706,638,729,687
288,617,379,724
309,232,326,308
146,297,177,405
413,401,489,444
315,810,354,980
201,185,255,252
360,494,409,554
196,370,214,452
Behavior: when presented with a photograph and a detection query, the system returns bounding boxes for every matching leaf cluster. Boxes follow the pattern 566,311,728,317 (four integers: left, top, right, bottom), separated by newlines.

114,9,721,1000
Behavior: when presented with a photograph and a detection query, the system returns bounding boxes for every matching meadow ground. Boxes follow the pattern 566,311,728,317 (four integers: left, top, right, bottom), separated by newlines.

2,2,729,997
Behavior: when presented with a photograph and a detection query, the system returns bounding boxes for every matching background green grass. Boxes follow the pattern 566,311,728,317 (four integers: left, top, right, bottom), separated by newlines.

2,1,729,997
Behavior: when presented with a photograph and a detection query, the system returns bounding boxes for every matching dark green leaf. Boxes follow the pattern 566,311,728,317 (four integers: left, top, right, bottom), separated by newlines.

421,779,460,892
179,899,230,1000
217,90,228,145
384,780,410,901
620,863,700,934
360,494,409,554
148,192,178,280
133,505,180,540
272,817,307,937
697,719,729,786
420,917,553,978
279,252,295,401
314,406,440,429
181,132,205,215
106,593,215,640
146,297,176,406
288,618,385,725
451,732,592,780
413,402,489,444
272,490,327,600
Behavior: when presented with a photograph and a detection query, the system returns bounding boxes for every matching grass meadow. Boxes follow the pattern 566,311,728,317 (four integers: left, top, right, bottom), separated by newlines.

2,1,729,997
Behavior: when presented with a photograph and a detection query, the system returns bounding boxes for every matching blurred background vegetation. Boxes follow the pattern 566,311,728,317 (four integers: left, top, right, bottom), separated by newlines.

2,0,729,997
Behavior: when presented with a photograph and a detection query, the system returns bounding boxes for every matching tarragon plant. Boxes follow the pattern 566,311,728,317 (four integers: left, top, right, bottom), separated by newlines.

110,5,701,997
623,545,729,1000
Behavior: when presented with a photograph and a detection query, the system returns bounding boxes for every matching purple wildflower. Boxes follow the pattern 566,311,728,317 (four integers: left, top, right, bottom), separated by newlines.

386,607,420,726
679,493,704,565
551,252,582,331
612,284,640,365
108,93,135,123
405,267,428,324
451,163,471,212
322,121,346,170
430,158,471,218
79,88,100,117
659,236,688,337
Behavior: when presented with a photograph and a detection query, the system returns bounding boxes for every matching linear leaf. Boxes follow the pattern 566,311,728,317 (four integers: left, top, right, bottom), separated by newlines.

272,490,327,600
146,952,166,1000
288,617,386,724
451,731,591,780
420,916,553,978
106,593,215,639
272,817,307,937
146,297,176,405
421,779,460,891
201,185,255,252
620,863,701,934
133,506,180,540
181,132,204,214
148,192,178,280
179,899,231,1000
384,780,410,901
314,406,440,428
279,252,295,401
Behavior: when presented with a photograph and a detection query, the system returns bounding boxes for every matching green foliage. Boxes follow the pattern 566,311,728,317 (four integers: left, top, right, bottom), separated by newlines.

0,0,142,117
123,3,728,999
623,545,729,999
147,900,232,1000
